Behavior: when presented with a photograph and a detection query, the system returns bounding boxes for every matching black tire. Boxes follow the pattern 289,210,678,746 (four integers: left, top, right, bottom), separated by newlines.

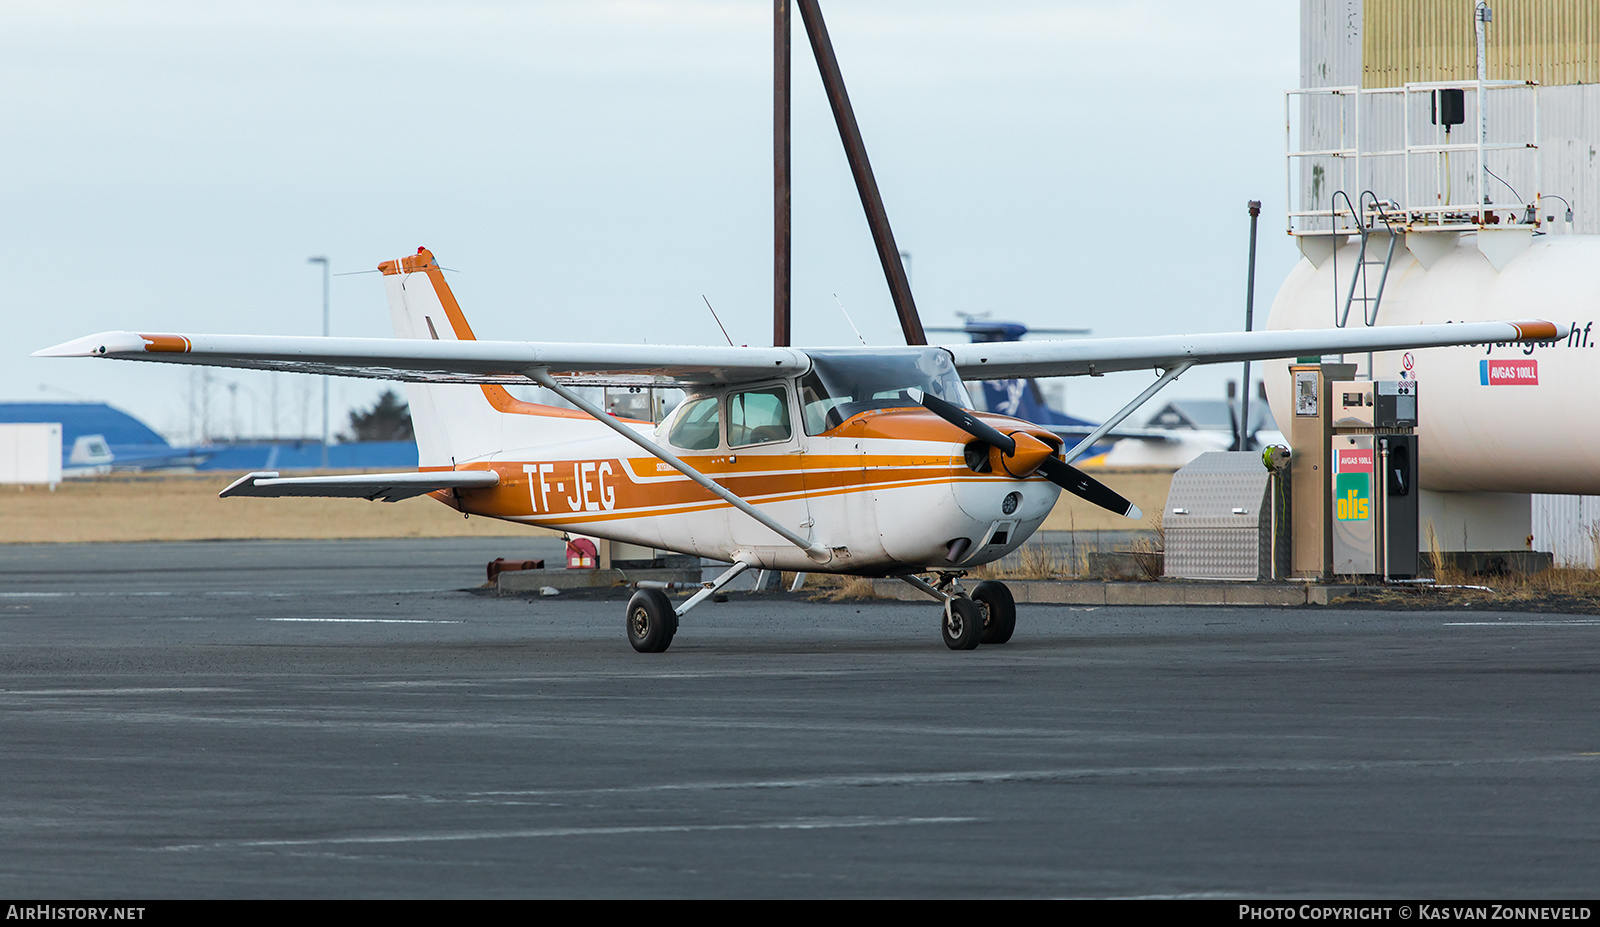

973,580,1017,645
942,596,983,650
626,588,677,653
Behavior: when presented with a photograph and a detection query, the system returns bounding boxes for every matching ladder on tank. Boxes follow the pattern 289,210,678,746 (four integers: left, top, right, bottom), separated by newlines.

1331,190,1402,328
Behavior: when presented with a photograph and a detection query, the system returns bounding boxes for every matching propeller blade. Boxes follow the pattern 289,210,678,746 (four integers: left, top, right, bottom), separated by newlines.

1038,457,1142,519
918,392,1015,456
919,391,1140,519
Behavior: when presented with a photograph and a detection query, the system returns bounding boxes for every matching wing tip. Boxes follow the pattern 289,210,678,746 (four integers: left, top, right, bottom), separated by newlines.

219,471,280,498
32,331,150,358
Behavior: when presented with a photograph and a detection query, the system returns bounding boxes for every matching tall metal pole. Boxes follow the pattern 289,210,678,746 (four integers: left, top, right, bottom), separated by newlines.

308,256,330,468
1475,2,1490,225
774,0,791,347
796,0,926,345
1240,201,1261,452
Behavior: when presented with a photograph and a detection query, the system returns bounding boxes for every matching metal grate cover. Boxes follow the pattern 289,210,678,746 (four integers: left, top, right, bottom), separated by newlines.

1163,451,1279,581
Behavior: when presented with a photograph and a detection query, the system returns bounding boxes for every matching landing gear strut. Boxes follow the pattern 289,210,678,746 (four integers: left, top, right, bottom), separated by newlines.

902,572,1015,650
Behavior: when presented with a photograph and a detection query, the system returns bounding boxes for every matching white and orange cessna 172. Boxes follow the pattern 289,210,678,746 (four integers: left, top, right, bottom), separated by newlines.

36,248,1562,651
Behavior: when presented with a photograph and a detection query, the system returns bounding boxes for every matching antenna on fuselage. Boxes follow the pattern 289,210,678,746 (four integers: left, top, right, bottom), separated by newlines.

833,294,868,346
702,295,736,347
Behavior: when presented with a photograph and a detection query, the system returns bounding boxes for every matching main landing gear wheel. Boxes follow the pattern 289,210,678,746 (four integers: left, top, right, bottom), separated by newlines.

942,596,983,650
973,580,1016,645
626,588,677,653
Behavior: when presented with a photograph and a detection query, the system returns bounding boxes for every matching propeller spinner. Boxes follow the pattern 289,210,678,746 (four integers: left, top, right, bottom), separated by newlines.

918,392,1143,520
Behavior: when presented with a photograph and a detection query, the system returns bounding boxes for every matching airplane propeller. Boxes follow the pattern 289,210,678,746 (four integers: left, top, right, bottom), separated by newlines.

917,391,1143,520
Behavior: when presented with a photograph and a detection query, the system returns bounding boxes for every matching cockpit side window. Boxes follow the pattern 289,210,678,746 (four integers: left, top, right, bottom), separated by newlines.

667,395,721,451
728,386,792,447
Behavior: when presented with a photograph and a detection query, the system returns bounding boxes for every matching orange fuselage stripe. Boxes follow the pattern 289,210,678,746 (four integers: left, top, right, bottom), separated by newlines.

440,454,1039,526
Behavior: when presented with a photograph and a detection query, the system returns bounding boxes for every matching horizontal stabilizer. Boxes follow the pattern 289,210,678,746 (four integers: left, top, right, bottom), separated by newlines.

219,470,500,503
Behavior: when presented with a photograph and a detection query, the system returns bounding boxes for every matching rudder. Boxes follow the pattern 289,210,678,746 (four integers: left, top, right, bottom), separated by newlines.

380,247,611,468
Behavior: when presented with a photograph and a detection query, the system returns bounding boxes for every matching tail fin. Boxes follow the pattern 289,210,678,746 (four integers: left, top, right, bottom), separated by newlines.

380,248,588,467
979,378,1092,430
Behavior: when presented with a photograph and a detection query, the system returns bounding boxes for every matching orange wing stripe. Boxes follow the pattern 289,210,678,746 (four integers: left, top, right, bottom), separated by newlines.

1511,321,1559,341
140,334,191,353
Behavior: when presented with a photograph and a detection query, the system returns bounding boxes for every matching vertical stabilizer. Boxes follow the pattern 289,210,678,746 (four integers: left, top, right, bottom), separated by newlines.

380,248,621,468
380,248,505,466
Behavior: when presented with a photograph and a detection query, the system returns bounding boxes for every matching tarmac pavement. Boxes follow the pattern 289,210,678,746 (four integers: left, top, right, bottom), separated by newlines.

1,539,1597,898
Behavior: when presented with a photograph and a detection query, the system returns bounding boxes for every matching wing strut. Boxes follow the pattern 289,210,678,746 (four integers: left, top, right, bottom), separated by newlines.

1062,361,1194,465
526,369,832,564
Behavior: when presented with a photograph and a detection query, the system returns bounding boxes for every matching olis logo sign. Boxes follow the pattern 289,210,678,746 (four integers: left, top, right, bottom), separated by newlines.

1335,448,1374,521
1335,473,1370,520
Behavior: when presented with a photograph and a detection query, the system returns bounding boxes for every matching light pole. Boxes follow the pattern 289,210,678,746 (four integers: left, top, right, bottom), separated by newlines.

1239,201,1261,452
308,256,330,468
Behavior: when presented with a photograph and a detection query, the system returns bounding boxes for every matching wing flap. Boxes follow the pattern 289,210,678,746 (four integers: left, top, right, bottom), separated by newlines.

219,470,500,503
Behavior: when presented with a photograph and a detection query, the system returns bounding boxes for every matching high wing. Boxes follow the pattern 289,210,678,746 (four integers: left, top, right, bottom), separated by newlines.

220,470,500,502
943,321,1563,380
36,321,1561,386
33,331,809,387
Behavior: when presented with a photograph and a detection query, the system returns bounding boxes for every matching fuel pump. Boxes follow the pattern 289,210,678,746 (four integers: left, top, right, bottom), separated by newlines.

1289,363,1419,580
1328,379,1419,578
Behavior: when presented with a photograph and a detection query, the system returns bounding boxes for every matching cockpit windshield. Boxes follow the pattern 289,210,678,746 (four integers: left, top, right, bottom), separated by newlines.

798,347,972,435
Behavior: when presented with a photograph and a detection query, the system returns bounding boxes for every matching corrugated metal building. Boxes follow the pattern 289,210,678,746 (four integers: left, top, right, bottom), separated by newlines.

1532,495,1600,568
1296,0,1599,238
1297,1,1600,566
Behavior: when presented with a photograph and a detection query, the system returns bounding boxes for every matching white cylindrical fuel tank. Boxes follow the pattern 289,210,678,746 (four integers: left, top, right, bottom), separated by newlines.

1263,233,1600,494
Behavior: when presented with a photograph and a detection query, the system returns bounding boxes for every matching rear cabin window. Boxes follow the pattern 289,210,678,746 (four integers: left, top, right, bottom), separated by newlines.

667,396,721,450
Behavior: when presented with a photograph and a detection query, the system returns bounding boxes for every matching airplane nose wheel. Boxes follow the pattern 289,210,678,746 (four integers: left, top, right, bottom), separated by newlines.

942,596,983,650
626,588,677,653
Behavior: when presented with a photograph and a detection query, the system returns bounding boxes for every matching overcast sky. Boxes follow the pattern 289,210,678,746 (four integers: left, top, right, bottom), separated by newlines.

3,0,1300,443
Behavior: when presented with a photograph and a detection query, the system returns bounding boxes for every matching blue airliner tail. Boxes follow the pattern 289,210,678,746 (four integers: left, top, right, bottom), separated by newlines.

932,317,1120,457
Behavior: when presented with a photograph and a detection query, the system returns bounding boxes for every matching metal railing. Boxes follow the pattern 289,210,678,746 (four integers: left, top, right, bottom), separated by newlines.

1285,79,1540,236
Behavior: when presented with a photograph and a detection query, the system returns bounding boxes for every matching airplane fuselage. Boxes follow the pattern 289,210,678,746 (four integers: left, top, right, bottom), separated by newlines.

437,403,1062,575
